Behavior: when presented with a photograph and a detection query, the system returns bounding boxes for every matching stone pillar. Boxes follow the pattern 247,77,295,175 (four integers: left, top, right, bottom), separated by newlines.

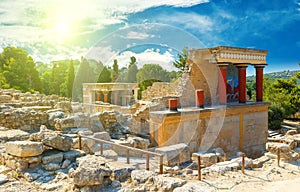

195,89,204,108
217,63,228,104
255,65,265,102
237,64,248,103
114,91,119,105
103,92,108,103
96,92,101,101
169,98,178,111
134,88,139,101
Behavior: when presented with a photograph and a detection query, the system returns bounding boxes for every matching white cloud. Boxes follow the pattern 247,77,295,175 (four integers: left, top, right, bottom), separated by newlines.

85,46,118,64
0,0,209,62
159,12,213,33
124,31,155,40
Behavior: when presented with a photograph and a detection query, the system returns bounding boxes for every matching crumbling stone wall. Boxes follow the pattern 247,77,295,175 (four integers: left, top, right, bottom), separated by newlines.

0,108,48,130
142,82,178,101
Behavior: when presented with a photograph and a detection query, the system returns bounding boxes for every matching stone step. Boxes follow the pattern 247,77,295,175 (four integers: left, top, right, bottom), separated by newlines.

283,120,300,128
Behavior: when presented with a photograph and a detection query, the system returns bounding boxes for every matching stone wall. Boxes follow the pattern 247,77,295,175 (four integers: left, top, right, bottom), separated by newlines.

0,107,48,130
188,49,219,105
142,82,178,101
150,103,269,158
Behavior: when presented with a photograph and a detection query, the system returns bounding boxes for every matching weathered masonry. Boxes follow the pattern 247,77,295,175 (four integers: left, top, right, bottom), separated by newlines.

150,46,269,158
82,83,139,106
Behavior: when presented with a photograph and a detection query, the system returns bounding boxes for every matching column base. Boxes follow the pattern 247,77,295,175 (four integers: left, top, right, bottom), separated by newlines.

197,104,204,108
239,100,246,104
169,107,178,112
256,99,263,102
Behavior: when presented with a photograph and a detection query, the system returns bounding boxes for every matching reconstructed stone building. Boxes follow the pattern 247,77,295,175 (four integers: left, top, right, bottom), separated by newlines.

150,46,269,158
82,83,139,106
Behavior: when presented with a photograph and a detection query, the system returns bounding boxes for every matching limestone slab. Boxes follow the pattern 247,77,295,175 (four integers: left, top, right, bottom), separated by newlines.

155,143,190,166
5,141,43,157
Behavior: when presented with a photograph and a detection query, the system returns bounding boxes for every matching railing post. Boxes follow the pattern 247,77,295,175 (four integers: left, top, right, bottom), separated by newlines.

126,149,130,164
159,155,163,174
277,148,280,167
198,155,201,181
78,135,82,150
100,142,103,155
242,153,245,174
146,154,150,171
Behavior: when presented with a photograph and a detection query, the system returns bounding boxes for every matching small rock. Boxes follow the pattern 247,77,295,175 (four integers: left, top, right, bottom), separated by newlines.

131,170,155,184
0,174,8,185
286,130,297,136
111,180,122,188
42,162,61,171
61,159,72,169
152,175,186,191
23,172,41,182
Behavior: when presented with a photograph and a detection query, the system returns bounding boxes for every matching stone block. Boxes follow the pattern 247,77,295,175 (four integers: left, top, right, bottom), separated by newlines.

106,161,134,182
251,155,270,168
42,150,64,164
266,142,291,154
131,170,155,184
127,136,149,149
93,131,111,141
63,149,85,161
5,141,43,157
152,175,186,192
102,150,118,161
155,143,190,166
192,152,218,167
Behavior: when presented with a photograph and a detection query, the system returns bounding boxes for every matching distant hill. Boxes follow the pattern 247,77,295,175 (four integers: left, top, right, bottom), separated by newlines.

247,70,300,81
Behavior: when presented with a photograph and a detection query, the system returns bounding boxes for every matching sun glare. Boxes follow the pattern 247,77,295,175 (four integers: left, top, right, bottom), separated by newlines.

54,20,70,36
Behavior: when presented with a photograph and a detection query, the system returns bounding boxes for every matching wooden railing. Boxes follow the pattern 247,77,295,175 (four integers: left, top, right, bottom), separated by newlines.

78,134,164,174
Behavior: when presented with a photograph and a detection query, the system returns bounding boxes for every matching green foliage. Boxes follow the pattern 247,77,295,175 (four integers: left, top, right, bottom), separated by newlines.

49,61,68,96
66,60,75,98
72,58,103,101
125,56,138,83
246,79,256,101
173,47,188,72
112,59,119,82
264,74,300,129
268,104,285,130
98,65,112,83
0,46,41,92
136,64,170,83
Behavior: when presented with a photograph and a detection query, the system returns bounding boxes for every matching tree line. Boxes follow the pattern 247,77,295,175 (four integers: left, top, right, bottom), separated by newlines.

247,64,300,129
0,46,181,101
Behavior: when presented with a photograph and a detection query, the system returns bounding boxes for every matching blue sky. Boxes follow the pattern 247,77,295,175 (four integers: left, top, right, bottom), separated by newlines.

0,0,299,74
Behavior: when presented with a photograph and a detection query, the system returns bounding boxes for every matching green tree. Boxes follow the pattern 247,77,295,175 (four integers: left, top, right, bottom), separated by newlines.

112,59,119,82
98,65,112,83
173,47,188,72
264,76,300,129
49,61,68,96
125,56,138,83
73,57,98,101
66,60,75,98
0,46,41,92
41,71,52,95
136,64,170,83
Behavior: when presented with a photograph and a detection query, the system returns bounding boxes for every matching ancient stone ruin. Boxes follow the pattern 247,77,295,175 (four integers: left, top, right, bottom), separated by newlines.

0,46,299,191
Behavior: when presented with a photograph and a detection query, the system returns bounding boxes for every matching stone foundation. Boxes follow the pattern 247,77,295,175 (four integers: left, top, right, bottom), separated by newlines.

150,103,269,158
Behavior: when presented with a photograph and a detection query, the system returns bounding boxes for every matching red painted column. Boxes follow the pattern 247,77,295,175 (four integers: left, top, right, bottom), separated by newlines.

96,92,101,101
169,98,178,111
218,65,228,104
255,65,265,102
103,92,108,103
237,65,247,103
195,89,204,108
